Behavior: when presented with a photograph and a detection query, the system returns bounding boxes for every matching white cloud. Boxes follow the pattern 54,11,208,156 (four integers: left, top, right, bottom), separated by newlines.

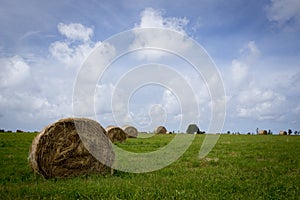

229,41,261,86
137,8,188,34
49,23,101,68
231,60,248,85
266,0,300,29
57,23,93,41
236,87,286,120
130,8,192,60
0,56,30,88
162,90,180,114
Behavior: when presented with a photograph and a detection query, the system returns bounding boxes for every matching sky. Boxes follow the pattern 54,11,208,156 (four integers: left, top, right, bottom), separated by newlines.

0,0,300,134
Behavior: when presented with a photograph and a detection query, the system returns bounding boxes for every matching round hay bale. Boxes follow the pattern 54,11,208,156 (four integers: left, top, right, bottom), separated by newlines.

279,130,287,135
258,130,268,135
122,125,138,138
154,126,167,134
186,124,199,134
29,118,114,179
105,126,127,143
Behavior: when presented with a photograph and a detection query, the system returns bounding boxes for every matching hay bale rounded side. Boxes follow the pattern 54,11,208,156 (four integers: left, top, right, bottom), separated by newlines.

154,126,167,134
258,130,268,135
122,125,138,138
29,118,114,179
279,130,287,135
105,126,127,143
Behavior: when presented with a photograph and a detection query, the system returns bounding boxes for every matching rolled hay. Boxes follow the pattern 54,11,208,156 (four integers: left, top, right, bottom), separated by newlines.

154,126,167,134
29,118,114,179
122,125,138,138
279,130,287,135
258,130,268,135
186,124,199,134
105,126,127,143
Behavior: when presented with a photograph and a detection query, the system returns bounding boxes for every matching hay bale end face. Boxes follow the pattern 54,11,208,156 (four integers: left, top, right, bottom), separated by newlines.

105,126,127,143
29,118,114,179
258,130,268,135
154,126,167,134
122,125,138,138
279,130,287,135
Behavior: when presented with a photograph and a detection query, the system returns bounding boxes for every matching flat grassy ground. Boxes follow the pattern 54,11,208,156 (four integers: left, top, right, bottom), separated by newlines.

0,132,299,199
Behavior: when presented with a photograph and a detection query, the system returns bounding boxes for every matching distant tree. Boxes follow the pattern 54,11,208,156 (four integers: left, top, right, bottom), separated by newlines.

186,124,199,134
256,128,259,134
7,130,12,133
268,129,273,135
247,132,251,135
227,131,230,134
294,131,298,135
16,129,23,133
0,129,4,132
288,129,292,135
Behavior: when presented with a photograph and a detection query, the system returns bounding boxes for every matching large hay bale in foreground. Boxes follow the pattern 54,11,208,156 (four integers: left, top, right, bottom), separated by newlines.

258,130,268,135
105,126,127,143
154,126,167,134
279,130,287,135
122,125,138,138
29,118,114,179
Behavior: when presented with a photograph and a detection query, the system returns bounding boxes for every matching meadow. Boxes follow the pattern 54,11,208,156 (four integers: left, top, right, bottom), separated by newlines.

0,132,299,199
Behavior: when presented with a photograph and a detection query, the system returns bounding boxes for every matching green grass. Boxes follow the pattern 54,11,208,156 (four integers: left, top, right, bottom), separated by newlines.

0,132,299,199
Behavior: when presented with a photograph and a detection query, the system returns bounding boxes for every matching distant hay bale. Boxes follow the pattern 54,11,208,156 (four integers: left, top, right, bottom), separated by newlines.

105,126,127,143
279,130,287,135
186,124,199,134
154,126,167,134
258,130,268,135
122,125,138,138
29,118,114,179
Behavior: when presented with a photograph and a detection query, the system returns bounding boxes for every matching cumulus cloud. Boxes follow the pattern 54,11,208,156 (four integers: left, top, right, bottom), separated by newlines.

266,0,300,29
236,87,286,120
230,41,260,86
130,8,192,60
49,23,101,68
0,55,72,130
137,8,188,33
57,23,93,41
0,56,30,88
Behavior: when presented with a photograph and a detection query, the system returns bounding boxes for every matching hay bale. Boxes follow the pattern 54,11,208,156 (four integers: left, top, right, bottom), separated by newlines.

105,126,127,143
258,130,268,135
279,130,287,135
122,125,138,138
186,124,199,134
29,118,114,179
154,126,167,134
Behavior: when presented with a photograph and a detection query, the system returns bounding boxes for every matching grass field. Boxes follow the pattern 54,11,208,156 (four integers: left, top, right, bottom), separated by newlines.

0,132,299,199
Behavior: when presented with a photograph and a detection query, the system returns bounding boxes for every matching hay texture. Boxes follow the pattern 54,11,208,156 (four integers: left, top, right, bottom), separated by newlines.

258,130,268,135
122,125,138,138
279,131,287,135
154,126,167,134
105,126,127,143
29,118,114,179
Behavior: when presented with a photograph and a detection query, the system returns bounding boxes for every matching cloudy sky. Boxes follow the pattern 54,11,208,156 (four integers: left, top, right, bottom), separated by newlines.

0,0,299,134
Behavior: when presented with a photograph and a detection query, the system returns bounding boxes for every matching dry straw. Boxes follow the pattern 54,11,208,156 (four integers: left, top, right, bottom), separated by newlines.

154,126,167,134
105,126,127,143
28,118,114,179
279,130,287,135
258,130,268,135
122,125,138,138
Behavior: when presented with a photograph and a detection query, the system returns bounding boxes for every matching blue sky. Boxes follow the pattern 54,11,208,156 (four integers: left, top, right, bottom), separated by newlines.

0,0,300,134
